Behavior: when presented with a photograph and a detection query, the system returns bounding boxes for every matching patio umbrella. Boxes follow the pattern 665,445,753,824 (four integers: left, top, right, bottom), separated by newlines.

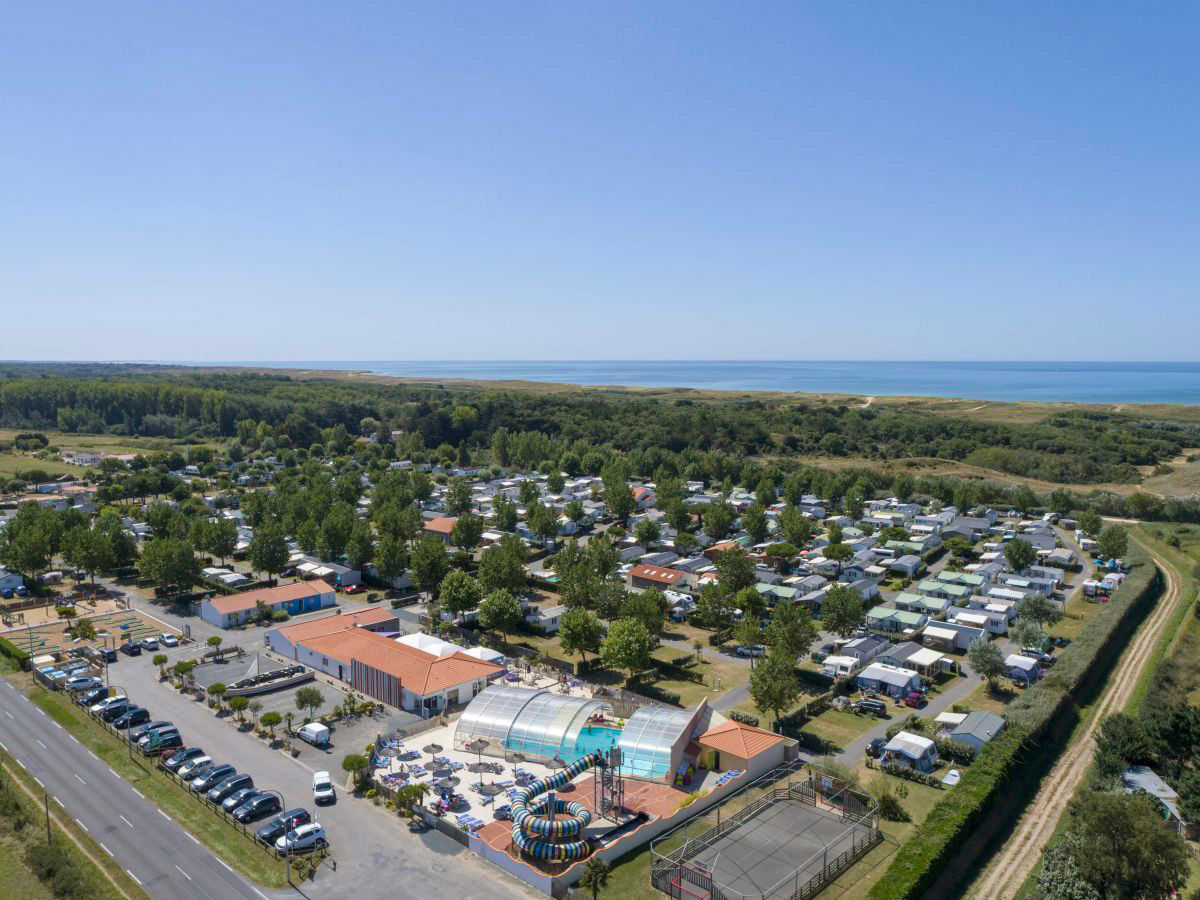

468,761,492,773
436,776,460,791
423,743,444,755
464,737,489,774
476,782,505,797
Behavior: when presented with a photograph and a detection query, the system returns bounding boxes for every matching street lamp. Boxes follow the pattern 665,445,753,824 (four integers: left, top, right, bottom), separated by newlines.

257,789,291,885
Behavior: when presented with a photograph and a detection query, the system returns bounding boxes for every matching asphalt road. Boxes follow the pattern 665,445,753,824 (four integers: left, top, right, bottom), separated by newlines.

0,678,266,900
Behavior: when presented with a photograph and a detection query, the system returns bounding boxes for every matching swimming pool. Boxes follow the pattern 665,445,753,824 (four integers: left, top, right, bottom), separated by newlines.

504,725,621,762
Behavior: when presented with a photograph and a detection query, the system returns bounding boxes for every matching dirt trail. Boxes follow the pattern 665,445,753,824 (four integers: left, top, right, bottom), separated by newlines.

969,539,1182,899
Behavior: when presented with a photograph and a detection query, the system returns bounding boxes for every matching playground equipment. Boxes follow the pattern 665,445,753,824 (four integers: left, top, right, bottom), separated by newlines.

509,752,602,861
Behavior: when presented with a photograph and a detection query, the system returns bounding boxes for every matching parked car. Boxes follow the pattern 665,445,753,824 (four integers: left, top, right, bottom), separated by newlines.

865,737,888,759
177,756,214,780
234,792,281,823
119,641,141,656
735,644,767,658
274,822,327,855
129,720,172,743
221,785,260,811
163,747,205,772
902,692,926,709
113,707,150,729
64,675,103,693
0,589,12,599
159,633,179,648
343,584,364,595
208,773,254,804
297,722,329,747
77,687,109,707
139,637,159,651
89,695,125,714
257,808,311,846
192,764,236,792
854,698,887,717
312,771,335,805
99,701,131,722
1020,647,1054,665
140,729,182,755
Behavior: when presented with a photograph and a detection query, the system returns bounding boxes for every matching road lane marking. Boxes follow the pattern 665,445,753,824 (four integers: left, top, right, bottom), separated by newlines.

52,721,62,730
253,888,268,899
35,738,47,749
158,809,172,821
75,818,89,832
119,814,134,828
174,865,192,881
108,767,118,777
131,787,144,799
100,843,113,857
69,735,79,744
218,859,233,872
0,741,6,751
87,751,98,760
74,774,86,785
19,694,27,702
54,797,64,808
33,776,44,788
186,832,200,845
35,707,45,716
126,870,142,886
14,757,25,769
3,710,12,719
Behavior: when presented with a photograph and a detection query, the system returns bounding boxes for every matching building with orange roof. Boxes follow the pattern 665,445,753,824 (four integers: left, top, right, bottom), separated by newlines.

198,580,336,628
264,607,398,659
627,564,687,591
422,516,458,544
698,720,788,772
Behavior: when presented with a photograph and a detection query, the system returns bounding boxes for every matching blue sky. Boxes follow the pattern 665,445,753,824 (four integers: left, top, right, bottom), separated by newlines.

2,2,1197,361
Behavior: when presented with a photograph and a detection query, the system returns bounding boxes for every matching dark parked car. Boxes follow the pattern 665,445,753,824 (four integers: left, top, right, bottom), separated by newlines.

162,747,205,772
77,687,109,707
192,765,236,793
129,720,172,743
99,701,131,722
207,773,253,804
902,692,926,709
854,698,887,717
119,641,141,656
865,737,888,759
140,730,182,755
113,707,150,729
256,808,311,846
234,792,281,823
222,786,261,812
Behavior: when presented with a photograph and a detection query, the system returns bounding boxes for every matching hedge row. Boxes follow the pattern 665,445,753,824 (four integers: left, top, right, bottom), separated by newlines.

728,710,760,727
867,541,1159,900
0,635,30,669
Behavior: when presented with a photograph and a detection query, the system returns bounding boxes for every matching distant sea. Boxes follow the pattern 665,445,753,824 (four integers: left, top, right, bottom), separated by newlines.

196,361,1200,405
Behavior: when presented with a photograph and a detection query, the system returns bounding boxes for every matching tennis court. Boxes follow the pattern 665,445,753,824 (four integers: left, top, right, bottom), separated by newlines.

685,797,870,898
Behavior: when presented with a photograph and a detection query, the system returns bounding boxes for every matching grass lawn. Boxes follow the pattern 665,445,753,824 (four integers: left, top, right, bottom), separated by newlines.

0,452,80,477
954,679,1017,716
801,708,877,751
0,835,54,900
24,681,290,889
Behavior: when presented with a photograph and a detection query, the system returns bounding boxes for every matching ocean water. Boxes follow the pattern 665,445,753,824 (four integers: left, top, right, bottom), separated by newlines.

205,361,1200,405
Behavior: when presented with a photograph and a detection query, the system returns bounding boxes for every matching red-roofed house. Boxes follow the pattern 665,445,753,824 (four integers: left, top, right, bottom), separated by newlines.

199,581,336,628
422,516,458,544
627,564,687,591
698,720,788,772
264,607,398,660
345,631,502,714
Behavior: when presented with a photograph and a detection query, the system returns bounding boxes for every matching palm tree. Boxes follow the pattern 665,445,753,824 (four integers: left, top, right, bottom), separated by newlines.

579,857,611,900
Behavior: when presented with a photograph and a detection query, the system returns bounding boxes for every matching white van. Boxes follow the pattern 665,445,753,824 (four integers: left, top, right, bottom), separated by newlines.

297,722,329,747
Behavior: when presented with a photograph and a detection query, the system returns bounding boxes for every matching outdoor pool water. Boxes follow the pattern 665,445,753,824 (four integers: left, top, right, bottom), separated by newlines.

505,725,622,762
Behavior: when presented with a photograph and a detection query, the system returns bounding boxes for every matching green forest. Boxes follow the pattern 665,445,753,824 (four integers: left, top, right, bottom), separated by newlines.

1,365,1197,487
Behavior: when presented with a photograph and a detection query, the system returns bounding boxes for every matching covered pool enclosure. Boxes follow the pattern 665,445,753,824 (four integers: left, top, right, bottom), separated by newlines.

454,685,615,763
454,685,704,781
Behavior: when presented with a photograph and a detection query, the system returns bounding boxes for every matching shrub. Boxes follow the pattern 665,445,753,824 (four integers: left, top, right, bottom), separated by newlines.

934,738,977,765
270,609,289,621
631,682,681,705
0,636,31,670
880,761,942,788
367,592,380,603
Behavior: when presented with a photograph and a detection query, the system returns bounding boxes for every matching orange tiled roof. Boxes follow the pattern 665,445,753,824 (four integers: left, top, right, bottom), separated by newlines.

698,720,784,759
303,629,501,695
271,607,393,643
206,580,334,615
423,516,457,534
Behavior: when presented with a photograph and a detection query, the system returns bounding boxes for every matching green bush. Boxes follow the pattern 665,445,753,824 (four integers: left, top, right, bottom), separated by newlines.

632,682,681,705
0,636,31,670
367,592,381,603
729,710,760,727
270,609,289,622
867,541,1158,900
880,761,943,788
934,738,977,765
